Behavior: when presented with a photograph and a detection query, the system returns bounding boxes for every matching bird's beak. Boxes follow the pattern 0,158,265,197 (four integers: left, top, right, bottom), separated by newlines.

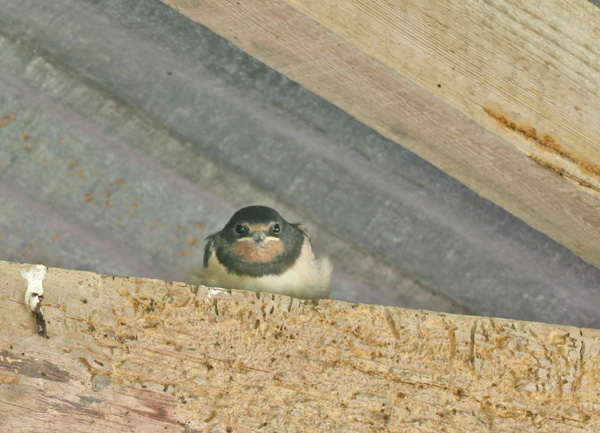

251,231,267,245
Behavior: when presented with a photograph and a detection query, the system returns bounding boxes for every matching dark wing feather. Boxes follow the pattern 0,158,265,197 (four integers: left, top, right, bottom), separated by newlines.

292,223,311,243
203,235,217,267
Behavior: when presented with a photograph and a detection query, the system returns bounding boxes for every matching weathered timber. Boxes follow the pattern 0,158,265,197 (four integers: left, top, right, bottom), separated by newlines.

160,0,600,269
0,260,598,432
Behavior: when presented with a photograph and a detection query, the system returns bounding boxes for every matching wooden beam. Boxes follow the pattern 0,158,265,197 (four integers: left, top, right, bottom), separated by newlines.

1,260,598,432
160,0,600,269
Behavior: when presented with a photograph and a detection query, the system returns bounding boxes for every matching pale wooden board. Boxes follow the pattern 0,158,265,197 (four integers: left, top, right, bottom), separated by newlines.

160,0,600,269
0,260,598,432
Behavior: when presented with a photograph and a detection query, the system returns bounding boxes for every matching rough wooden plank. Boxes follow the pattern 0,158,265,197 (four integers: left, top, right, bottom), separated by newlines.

0,260,599,432
160,0,600,269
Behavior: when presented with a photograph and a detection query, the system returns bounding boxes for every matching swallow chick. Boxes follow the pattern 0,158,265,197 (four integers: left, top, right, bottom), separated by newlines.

193,205,332,299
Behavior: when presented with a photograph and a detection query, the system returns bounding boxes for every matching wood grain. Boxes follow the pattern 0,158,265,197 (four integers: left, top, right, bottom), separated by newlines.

160,0,600,269
1,260,598,432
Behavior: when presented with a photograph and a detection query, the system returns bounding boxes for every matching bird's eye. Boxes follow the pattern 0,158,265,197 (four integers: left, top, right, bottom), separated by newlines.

234,224,246,235
271,224,281,235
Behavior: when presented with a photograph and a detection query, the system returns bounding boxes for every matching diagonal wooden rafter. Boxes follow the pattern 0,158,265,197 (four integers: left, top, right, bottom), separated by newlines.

160,0,600,268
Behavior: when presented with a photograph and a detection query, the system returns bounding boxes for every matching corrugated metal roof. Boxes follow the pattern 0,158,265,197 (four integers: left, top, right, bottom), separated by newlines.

1,0,599,327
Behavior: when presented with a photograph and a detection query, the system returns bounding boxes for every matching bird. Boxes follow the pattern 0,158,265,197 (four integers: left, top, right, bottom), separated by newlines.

193,205,332,299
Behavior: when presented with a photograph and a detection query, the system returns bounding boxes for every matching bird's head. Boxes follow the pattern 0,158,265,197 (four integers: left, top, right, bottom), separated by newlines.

212,205,305,276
